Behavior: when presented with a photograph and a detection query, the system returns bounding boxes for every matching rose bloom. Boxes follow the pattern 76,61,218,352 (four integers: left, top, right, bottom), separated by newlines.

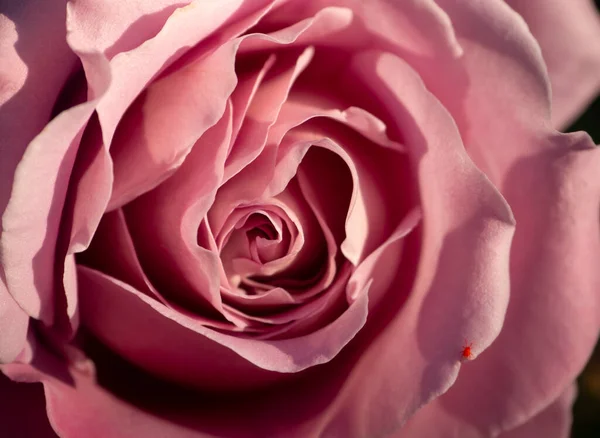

1,0,600,437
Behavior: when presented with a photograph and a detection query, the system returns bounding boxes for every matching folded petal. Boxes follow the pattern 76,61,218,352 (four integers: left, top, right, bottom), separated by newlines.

67,0,277,147
107,34,239,209
505,0,600,128
1,99,102,324
302,50,515,437
406,1,600,434
498,384,577,438
0,0,77,218
0,282,28,363
2,357,208,438
65,0,193,59
78,264,369,379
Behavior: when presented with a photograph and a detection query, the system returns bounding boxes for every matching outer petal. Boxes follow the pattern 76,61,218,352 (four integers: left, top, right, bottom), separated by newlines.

399,384,577,438
407,0,600,435
497,384,577,438
300,50,515,438
65,0,193,59
0,0,77,217
0,0,77,330
2,357,209,438
0,282,28,363
505,0,600,128
67,0,278,147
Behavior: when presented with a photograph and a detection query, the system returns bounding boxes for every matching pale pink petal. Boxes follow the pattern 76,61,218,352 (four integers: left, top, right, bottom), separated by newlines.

304,50,515,437
1,100,102,324
2,360,209,438
107,37,239,209
240,6,356,54
66,0,278,147
0,282,28,363
56,116,114,334
268,100,409,265
505,0,600,128
0,0,78,328
124,103,233,315
208,47,315,233
222,47,314,183
498,384,577,438
258,0,461,57
0,0,77,218
407,1,600,434
78,264,369,381
65,0,193,59
230,54,276,142
400,383,577,438
0,371,57,437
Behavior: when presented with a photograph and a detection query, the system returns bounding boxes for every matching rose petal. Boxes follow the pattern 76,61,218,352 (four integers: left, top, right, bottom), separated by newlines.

504,0,600,128
2,358,207,438
77,209,167,304
65,0,193,59
107,35,240,209
78,263,369,377
0,0,79,327
268,100,409,265
207,46,315,233
406,1,600,434
307,50,515,437
0,0,77,218
497,384,577,438
67,0,278,147
222,46,314,184
257,0,462,58
1,99,105,323
400,383,577,438
0,282,29,364
124,102,233,316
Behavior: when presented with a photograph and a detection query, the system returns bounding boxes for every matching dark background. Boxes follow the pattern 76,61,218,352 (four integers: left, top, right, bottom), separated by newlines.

568,95,600,436
568,1,600,433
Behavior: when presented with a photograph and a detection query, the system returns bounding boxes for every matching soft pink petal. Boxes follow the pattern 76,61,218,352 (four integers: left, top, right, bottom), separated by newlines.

259,0,461,58
2,358,209,438
0,371,57,437
498,384,577,438
208,47,315,233
67,0,278,147
0,0,77,218
0,0,78,328
78,264,368,381
505,0,600,128
1,100,101,324
400,383,577,438
56,116,114,335
300,50,514,437
107,36,239,209
124,103,233,315
222,46,314,184
65,0,192,59
405,1,600,435
0,282,28,363
268,100,409,265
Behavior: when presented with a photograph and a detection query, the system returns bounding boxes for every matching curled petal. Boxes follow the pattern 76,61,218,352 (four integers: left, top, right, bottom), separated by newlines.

505,0,600,128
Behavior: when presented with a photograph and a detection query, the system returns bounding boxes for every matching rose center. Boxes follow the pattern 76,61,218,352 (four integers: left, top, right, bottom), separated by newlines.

219,208,297,292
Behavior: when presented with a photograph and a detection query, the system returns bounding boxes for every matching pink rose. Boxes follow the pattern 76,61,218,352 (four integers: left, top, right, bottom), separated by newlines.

1,1,599,437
